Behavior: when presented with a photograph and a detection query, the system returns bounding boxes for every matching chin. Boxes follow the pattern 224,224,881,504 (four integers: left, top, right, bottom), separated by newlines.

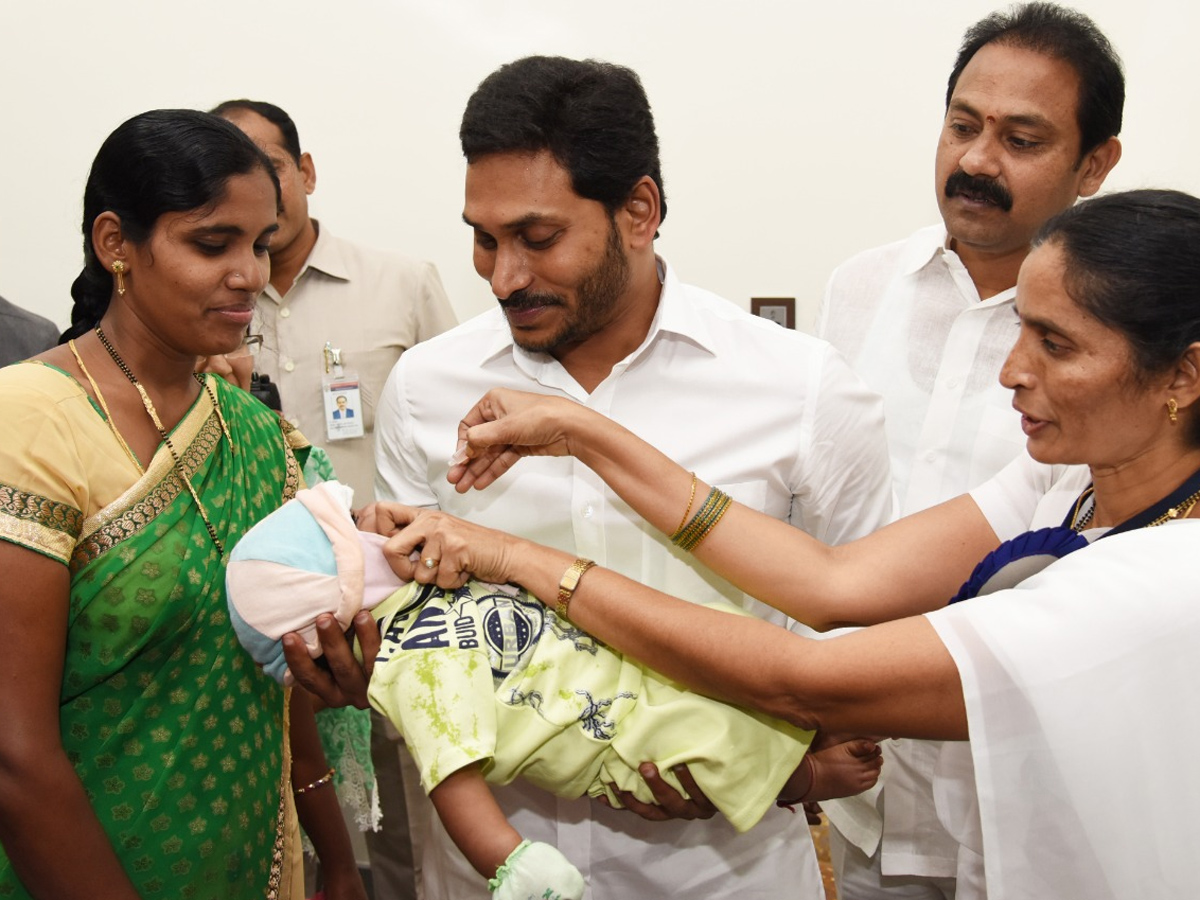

510,329,569,355
1025,444,1086,468
199,332,247,359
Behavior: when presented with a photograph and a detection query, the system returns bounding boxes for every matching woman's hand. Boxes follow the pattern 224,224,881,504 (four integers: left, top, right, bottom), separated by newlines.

283,611,380,710
378,505,527,590
449,389,591,493
195,352,253,391
314,856,370,900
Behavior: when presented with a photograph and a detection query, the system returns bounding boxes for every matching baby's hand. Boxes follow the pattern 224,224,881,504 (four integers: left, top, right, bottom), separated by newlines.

489,841,583,900
353,502,415,535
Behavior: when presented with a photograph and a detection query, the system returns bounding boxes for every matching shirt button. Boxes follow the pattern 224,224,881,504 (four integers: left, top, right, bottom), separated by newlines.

582,504,594,519
280,308,291,319
947,377,961,390
284,360,296,373
925,451,937,462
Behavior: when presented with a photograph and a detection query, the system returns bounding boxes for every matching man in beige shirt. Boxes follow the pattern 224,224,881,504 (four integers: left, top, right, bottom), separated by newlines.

214,99,457,504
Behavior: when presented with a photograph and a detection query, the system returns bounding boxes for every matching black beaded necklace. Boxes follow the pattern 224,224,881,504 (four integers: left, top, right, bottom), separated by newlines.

1065,466,1200,535
94,325,227,557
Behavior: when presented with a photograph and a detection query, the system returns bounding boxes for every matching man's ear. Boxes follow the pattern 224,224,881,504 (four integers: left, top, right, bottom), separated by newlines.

300,152,317,195
620,176,661,250
1077,137,1121,198
92,211,128,271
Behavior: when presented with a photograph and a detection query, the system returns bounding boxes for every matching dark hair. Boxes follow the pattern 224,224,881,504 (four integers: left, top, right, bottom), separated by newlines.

460,56,667,227
209,99,303,163
1035,189,1200,444
946,2,1124,156
63,109,280,342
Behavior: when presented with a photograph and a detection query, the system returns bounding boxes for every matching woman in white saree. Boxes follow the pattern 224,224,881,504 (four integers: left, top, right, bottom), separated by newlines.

301,189,1200,900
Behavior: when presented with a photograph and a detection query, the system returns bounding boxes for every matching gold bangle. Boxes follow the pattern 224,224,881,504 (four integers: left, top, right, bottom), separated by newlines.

670,472,698,540
555,558,596,620
294,766,336,795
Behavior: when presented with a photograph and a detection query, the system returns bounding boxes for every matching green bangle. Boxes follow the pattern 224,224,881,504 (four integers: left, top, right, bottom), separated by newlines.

671,487,732,552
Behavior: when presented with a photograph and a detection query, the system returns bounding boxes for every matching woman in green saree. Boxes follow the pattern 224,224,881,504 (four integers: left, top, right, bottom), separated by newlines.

0,110,363,899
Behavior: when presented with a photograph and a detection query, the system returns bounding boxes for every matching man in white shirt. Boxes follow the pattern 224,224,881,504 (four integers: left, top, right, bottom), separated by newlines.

216,99,457,900
374,56,894,899
815,5,1123,898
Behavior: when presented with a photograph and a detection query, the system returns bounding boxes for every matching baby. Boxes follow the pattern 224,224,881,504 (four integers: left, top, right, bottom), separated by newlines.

227,482,880,900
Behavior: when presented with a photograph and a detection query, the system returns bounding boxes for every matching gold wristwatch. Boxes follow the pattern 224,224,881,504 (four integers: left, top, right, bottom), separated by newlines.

555,558,596,619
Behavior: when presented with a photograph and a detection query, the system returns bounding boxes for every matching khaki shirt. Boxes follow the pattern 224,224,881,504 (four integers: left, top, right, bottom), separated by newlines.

254,223,456,502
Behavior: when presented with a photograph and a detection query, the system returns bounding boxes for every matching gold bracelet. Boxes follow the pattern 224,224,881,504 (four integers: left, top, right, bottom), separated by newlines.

670,472,699,540
555,558,596,620
294,766,336,795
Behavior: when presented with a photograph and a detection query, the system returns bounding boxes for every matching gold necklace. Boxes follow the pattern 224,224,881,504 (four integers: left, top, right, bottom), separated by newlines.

94,326,226,557
1070,485,1200,531
1147,493,1200,526
1068,486,1096,530
68,339,144,474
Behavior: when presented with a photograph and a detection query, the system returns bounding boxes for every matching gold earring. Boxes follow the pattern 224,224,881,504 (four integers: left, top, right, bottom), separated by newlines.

1167,398,1179,424
112,260,127,296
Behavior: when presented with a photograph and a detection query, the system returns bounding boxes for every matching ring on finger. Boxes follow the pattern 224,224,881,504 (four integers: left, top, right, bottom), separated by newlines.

423,557,439,570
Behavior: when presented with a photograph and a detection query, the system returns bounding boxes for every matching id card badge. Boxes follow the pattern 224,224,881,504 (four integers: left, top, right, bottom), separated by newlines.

322,343,365,441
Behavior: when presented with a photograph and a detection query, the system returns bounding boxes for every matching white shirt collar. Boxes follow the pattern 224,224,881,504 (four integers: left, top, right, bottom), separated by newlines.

897,223,951,277
899,223,1017,306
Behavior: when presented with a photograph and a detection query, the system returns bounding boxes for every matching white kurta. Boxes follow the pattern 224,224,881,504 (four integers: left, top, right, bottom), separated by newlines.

375,258,894,899
929,488,1200,899
816,225,1026,880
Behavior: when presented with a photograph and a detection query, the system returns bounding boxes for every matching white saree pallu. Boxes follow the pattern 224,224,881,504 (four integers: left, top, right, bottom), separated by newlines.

927,520,1200,900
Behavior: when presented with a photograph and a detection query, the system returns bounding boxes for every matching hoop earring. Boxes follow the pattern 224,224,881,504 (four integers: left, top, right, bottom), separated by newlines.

1168,398,1179,424
112,260,127,296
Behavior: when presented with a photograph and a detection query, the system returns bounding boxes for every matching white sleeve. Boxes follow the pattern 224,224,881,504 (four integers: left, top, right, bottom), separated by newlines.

791,343,895,545
927,523,1200,898
967,452,1060,541
374,356,440,508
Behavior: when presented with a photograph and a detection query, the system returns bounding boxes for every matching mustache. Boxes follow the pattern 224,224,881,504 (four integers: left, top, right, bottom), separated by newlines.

498,289,564,311
944,170,1014,212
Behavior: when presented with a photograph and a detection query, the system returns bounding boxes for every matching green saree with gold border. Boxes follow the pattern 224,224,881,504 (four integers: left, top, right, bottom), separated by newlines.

0,365,306,899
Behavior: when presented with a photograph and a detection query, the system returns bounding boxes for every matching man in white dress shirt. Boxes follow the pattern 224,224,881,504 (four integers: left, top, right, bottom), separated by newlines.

815,5,1124,898
375,56,894,899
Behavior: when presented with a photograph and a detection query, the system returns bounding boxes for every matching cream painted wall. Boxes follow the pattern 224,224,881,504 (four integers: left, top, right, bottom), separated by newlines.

2,0,1196,335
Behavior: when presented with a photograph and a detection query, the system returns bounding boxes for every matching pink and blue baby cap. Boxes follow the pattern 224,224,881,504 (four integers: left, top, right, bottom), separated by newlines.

226,482,364,685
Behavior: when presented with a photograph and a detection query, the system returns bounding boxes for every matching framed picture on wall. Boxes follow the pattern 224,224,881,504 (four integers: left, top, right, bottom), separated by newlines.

751,297,796,329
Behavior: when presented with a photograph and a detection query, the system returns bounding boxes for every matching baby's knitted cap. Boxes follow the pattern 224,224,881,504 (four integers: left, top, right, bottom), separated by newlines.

226,482,364,684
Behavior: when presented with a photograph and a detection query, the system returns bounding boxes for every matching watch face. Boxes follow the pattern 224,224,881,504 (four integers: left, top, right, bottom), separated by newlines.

563,558,593,590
